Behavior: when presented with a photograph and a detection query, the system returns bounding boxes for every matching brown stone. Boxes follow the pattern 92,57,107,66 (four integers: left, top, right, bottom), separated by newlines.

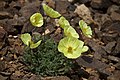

111,0,120,5
110,11,120,21
90,0,111,9
107,5,120,14
0,11,13,19
56,0,70,14
0,75,8,80
41,76,70,80
0,61,5,72
74,4,93,24
0,27,7,49
29,75,41,80
107,71,120,80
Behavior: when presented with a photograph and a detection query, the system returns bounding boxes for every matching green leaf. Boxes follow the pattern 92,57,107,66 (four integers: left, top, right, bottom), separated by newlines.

30,40,42,49
20,33,31,46
64,26,79,38
42,4,61,18
30,13,43,27
79,20,92,38
58,16,70,29
58,37,87,59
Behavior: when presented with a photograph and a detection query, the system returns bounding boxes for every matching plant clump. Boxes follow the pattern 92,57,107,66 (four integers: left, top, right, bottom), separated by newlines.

23,36,73,76
21,3,93,77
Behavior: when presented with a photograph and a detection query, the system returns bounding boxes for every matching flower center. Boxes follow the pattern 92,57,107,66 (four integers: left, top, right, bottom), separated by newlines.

68,47,73,53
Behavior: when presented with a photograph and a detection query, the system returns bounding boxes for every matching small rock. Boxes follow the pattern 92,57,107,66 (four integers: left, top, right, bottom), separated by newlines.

76,56,107,69
110,11,120,21
78,69,90,79
86,39,107,56
19,1,41,20
56,0,70,14
8,38,23,55
0,61,5,72
104,41,116,53
107,5,120,14
111,0,120,5
0,1,6,11
108,21,120,36
90,0,111,9
22,73,33,80
113,38,120,55
46,0,55,8
0,72,11,76
101,21,120,44
108,56,120,62
46,23,56,34
15,71,21,76
94,13,111,30
9,67,15,72
79,0,91,4
0,75,8,80
0,11,13,19
51,76,70,80
0,27,7,49
94,52,102,60
101,33,118,44
41,76,70,80
88,76,100,80
88,70,100,80
54,28,61,35
107,70,120,80
10,71,24,80
68,0,91,3
29,75,41,80
70,17,80,27
51,34,63,42
0,47,8,56
74,4,93,24
12,14,26,26
115,62,120,69
0,27,6,41
44,29,50,35
0,19,17,34
76,56,111,75
68,0,74,3
21,20,42,33
9,1,22,10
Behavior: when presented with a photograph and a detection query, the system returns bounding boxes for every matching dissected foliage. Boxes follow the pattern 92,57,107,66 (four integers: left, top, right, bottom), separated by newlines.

23,35,73,76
